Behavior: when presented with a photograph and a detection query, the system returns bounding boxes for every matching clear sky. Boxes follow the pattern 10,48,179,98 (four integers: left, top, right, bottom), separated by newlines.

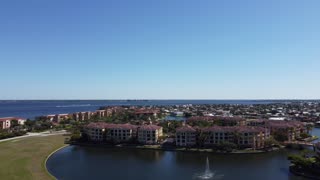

0,0,319,100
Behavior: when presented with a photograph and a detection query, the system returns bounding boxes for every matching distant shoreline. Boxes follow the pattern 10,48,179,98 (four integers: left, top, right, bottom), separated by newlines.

1,99,320,101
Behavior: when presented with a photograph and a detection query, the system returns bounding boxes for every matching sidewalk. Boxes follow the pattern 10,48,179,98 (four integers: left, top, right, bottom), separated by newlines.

0,130,67,143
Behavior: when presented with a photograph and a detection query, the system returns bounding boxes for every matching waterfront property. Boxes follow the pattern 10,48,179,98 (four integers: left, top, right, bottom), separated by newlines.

266,120,305,141
234,126,270,149
85,123,138,142
175,125,197,147
0,117,26,129
245,119,306,142
85,122,163,144
105,123,138,143
200,126,269,149
85,122,107,142
137,124,163,144
202,126,235,146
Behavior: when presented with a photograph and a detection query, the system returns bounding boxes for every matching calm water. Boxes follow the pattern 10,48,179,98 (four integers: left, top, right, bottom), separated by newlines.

47,128,320,180
0,100,282,119
47,147,304,180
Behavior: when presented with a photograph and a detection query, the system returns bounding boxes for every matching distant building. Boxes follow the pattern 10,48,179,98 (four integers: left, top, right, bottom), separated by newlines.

72,113,79,121
269,117,286,121
134,109,159,118
246,119,266,127
79,112,86,121
213,117,246,126
0,117,26,129
171,111,184,117
96,110,106,118
45,115,55,122
54,114,69,123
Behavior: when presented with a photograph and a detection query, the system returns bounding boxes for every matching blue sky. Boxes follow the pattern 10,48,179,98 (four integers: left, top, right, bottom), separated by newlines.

0,0,319,99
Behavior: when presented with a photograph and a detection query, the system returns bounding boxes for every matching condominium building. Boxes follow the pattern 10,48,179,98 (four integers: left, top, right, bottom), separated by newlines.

137,125,163,144
201,126,269,149
0,118,11,129
72,113,79,121
176,125,197,147
85,122,137,143
79,112,86,121
0,117,26,129
105,124,138,143
266,120,305,141
234,126,270,149
203,126,235,146
214,117,247,126
85,122,106,141
96,110,106,118
54,114,69,123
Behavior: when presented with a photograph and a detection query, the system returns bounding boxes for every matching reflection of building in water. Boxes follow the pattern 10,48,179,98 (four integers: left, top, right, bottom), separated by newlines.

126,149,165,162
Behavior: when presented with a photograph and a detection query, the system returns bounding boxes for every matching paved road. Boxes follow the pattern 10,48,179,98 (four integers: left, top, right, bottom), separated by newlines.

0,130,68,143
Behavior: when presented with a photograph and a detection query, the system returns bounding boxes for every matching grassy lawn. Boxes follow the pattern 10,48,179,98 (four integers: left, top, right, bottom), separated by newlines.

0,135,66,180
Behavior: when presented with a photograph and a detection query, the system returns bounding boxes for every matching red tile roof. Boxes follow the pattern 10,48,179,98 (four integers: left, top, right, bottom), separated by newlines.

266,120,303,129
202,126,267,133
86,122,138,130
0,117,25,122
176,125,196,133
134,109,159,114
187,116,245,122
202,126,235,132
138,124,162,131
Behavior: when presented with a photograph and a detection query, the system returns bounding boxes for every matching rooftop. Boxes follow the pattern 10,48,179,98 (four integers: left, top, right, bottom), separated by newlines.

176,125,196,133
138,124,162,131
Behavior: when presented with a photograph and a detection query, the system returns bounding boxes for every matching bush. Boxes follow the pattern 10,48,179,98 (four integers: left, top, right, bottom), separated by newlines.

300,133,311,139
217,142,237,152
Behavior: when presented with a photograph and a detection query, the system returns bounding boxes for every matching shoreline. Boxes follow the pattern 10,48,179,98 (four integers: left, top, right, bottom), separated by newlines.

67,142,280,154
44,145,69,180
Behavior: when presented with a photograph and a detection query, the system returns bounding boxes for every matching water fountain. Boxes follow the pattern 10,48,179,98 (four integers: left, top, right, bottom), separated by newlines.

194,157,224,180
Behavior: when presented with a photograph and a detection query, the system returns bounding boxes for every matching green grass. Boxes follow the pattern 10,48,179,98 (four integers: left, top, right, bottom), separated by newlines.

0,135,66,180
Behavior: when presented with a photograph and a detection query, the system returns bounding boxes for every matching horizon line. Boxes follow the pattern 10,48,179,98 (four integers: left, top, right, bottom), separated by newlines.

1,99,320,101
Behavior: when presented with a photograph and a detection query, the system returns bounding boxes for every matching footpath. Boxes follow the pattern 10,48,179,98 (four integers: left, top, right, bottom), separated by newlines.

0,130,67,143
